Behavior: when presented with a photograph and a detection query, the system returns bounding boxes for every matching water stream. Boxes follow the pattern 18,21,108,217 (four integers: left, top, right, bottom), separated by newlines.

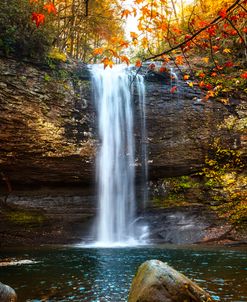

90,65,147,246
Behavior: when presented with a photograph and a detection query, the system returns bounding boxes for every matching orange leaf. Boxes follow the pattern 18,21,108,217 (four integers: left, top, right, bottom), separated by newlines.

170,86,177,93
175,55,183,65
132,8,137,17
211,72,217,77
138,22,144,31
212,45,220,52
93,48,104,55
130,32,138,40
43,2,57,15
183,74,190,80
101,58,113,69
199,81,205,88
198,73,205,78
119,40,129,48
108,49,118,57
121,9,131,18
135,60,142,68
120,55,130,65
205,90,215,99
32,12,45,27
161,55,170,63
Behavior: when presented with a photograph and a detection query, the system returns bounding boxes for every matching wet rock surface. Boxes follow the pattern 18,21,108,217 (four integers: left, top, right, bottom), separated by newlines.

1,192,243,246
0,187,96,247
0,282,17,302
139,205,236,244
128,260,212,302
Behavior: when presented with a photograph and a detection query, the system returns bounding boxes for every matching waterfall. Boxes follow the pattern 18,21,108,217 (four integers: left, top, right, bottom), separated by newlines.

136,75,148,210
90,64,147,246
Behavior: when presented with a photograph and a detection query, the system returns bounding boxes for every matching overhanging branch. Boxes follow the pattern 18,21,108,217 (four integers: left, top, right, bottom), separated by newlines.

144,0,243,61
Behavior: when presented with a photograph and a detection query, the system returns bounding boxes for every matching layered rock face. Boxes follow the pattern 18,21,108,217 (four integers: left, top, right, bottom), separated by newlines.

137,78,233,179
0,58,95,186
0,58,235,186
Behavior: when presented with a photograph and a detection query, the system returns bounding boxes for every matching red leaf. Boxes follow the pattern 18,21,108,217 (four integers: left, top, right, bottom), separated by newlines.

230,15,238,21
205,83,213,90
184,34,192,40
225,61,234,67
135,60,142,68
159,67,167,73
240,72,247,79
32,12,45,27
219,8,227,19
148,63,156,70
207,25,217,36
170,86,177,93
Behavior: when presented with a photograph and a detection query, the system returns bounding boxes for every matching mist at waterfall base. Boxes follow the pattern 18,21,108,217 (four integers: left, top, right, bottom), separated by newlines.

88,64,148,247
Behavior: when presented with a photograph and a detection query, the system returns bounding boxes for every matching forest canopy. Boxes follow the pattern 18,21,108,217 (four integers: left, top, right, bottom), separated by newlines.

0,0,246,96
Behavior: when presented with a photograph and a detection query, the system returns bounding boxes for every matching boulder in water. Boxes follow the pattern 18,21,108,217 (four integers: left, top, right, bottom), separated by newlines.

128,260,212,302
0,282,17,302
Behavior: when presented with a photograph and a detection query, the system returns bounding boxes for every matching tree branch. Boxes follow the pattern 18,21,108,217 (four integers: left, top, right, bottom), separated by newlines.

144,0,242,61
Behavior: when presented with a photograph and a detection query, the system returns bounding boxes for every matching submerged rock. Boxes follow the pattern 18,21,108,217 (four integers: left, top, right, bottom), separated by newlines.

0,282,17,302
128,260,212,302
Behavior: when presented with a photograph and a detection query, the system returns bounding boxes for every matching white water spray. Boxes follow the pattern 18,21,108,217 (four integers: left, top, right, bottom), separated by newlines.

90,64,147,246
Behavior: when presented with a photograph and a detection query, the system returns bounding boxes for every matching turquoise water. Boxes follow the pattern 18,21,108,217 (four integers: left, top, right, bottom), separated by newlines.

0,245,246,302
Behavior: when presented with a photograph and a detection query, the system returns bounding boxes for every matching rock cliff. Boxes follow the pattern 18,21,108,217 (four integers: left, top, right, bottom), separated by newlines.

0,58,238,186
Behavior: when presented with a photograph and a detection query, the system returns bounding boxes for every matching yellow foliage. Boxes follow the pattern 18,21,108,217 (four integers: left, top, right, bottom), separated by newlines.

48,48,67,62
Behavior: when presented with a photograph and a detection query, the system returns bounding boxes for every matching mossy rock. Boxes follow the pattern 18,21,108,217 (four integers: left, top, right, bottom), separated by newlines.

5,209,45,226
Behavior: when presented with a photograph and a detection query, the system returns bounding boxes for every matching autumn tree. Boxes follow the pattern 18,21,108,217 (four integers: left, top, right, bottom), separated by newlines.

0,0,125,62
92,0,246,98
0,0,55,59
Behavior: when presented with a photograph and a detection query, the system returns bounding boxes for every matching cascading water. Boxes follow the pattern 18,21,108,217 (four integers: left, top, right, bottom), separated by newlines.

136,75,148,210
90,64,147,246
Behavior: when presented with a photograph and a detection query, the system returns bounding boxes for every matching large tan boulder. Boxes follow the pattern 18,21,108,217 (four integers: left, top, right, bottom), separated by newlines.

128,260,212,302
0,282,17,302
